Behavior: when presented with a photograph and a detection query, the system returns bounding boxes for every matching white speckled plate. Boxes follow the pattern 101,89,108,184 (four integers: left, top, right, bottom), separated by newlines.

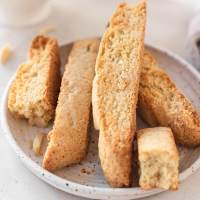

1,39,200,200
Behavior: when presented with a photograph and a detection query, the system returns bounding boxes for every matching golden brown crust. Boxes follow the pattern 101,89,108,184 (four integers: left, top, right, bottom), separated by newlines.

137,127,179,158
43,39,99,171
94,1,146,187
137,127,179,190
138,51,200,147
8,35,61,127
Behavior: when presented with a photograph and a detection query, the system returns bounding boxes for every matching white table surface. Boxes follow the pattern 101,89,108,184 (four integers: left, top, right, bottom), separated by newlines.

0,0,200,199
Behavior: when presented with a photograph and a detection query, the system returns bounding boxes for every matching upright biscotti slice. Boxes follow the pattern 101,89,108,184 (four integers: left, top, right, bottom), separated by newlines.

94,1,146,187
137,127,179,190
43,39,99,171
138,51,200,147
8,35,61,127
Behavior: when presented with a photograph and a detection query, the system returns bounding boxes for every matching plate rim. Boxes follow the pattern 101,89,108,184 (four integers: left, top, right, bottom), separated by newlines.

1,42,200,199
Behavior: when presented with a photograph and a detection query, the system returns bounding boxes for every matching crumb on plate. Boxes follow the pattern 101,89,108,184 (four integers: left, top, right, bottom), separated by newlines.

33,132,45,156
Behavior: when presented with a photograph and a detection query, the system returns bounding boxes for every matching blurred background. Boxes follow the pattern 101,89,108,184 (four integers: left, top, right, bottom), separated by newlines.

0,0,199,63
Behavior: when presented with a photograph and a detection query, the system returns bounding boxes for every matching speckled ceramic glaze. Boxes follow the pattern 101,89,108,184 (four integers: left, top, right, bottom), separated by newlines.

1,39,200,200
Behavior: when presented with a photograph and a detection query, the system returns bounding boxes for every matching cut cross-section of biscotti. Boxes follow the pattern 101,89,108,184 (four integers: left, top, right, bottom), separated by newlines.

42,39,99,171
137,127,179,190
138,51,200,147
94,1,146,187
8,35,61,127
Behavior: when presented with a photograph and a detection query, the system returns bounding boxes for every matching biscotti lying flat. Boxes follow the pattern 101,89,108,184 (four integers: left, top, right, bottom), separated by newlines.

93,1,146,187
137,127,179,190
8,35,61,127
138,51,200,147
43,39,99,171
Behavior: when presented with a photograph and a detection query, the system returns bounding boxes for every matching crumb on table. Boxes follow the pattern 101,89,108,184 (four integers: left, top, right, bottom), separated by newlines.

0,45,12,64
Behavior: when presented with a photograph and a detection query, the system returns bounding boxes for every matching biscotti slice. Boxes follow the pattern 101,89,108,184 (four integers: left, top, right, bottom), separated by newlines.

43,39,99,171
137,127,179,190
94,1,146,187
8,35,61,127
138,51,200,147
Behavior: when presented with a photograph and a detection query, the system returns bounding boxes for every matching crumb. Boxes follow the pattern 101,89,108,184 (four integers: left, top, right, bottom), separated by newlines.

0,45,12,64
86,171,91,175
81,168,86,173
80,167,95,175
39,26,56,35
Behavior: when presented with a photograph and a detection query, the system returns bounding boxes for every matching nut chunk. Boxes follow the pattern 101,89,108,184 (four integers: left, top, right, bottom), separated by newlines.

8,35,61,127
137,127,179,190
